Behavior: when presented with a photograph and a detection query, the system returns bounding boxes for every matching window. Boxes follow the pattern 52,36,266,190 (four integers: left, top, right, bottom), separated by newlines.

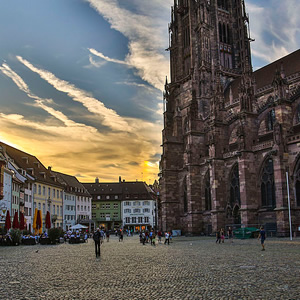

144,217,149,223
43,186,45,196
48,187,51,197
183,177,188,213
125,217,130,223
205,171,212,210
34,184,37,194
105,213,110,219
138,217,143,223
124,209,131,213
143,208,150,213
113,203,118,209
42,203,45,214
92,204,96,209
106,195,110,200
132,217,136,223
81,205,83,211
92,213,96,219
115,195,118,199
53,205,55,215
133,201,141,206
100,213,105,218
261,158,276,208
143,201,150,206
113,212,118,218
97,196,101,200
57,190,59,198
124,202,131,206
105,204,110,209
57,206,59,215
133,208,141,213
38,185,41,195
53,189,55,198
230,164,240,207
294,160,300,206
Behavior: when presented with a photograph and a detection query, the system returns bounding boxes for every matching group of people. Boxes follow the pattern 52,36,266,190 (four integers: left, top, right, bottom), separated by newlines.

215,226,266,250
139,230,173,246
216,227,233,244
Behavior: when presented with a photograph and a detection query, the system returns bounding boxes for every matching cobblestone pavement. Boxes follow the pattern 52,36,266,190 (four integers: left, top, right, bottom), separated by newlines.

0,235,299,300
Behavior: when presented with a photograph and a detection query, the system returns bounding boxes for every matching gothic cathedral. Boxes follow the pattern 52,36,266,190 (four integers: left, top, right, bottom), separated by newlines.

159,0,300,236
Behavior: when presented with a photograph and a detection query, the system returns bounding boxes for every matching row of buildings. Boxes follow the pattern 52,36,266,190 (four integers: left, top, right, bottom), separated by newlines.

0,142,157,233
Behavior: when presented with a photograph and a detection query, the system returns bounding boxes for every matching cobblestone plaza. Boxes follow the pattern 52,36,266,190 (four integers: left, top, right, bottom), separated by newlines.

0,235,299,300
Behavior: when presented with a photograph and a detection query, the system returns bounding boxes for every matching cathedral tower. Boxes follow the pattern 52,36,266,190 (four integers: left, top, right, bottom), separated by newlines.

160,0,254,234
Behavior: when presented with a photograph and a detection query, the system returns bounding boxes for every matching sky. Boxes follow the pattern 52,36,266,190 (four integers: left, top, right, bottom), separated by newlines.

0,0,299,184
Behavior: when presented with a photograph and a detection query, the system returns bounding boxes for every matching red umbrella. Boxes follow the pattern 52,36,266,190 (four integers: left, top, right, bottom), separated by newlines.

19,212,25,230
36,209,42,232
45,211,51,229
5,210,11,231
12,211,19,229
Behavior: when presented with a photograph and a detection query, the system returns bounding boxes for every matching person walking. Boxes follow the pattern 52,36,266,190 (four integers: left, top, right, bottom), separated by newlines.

106,230,110,242
93,228,101,258
220,228,225,243
258,226,266,251
158,231,162,243
216,229,221,244
164,231,170,245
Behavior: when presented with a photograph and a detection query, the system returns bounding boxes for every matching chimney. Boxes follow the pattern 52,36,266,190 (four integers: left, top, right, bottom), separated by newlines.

95,177,99,184
123,179,125,182
119,176,121,182
48,166,51,171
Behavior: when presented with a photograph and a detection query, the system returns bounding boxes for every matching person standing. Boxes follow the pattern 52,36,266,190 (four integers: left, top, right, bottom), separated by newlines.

93,228,101,258
228,227,233,243
258,226,266,251
220,228,225,243
106,230,110,242
216,229,221,244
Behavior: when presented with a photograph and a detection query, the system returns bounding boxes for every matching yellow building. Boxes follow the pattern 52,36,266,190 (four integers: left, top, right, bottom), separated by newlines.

0,142,64,230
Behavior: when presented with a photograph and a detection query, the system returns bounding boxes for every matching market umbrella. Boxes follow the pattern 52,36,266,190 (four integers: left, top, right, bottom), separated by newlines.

12,211,19,229
36,209,42,235
19,212,25,230
5,210,11,231
32,208,38,234
45,211,51,229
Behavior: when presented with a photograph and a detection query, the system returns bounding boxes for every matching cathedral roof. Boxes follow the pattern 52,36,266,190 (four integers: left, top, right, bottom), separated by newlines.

225,49,300,101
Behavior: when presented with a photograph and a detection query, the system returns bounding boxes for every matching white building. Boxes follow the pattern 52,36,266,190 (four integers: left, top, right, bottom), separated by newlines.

122,199,155,232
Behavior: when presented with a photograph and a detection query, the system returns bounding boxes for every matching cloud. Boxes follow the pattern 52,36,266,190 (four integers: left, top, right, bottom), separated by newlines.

89,48,129,66
0,59,162,183
16,55,132,132
247,0,300,66
85,0,171,91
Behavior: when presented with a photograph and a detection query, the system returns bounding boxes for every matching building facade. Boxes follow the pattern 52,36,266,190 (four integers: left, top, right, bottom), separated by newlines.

160,0,300,236
84,178,155,232
51,171,91,231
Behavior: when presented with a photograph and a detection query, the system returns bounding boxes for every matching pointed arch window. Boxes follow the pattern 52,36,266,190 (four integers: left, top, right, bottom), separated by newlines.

183,177,188,213
230,164,240,206
205,171,212,210
295,161,300,206
261,158,276,208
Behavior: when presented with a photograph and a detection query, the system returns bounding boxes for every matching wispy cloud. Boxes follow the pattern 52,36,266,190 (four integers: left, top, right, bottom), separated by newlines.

16,55,131,132
89,48,129,65
85,0,171,91
247,0,300,66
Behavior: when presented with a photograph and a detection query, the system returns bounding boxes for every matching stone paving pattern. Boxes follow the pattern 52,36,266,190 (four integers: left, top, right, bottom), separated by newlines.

0,235,299,300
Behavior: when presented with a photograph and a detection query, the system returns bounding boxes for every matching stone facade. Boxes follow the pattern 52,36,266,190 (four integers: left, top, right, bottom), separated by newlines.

160,0,300,236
